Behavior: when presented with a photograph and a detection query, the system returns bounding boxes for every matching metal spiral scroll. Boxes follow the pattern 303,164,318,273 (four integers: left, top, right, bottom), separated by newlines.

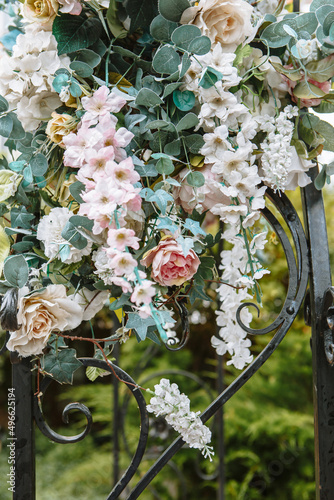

33,358,150,500
125,188,310,499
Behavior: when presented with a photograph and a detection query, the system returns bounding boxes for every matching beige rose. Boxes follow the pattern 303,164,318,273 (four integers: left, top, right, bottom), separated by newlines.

46,112,78,148
22,0,59,29
6,285,83,357
181,0,254,52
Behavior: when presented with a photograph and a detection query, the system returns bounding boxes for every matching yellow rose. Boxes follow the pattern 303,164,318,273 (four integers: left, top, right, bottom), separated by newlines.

22,0,59,29
46,112,78,148
181,0,254,52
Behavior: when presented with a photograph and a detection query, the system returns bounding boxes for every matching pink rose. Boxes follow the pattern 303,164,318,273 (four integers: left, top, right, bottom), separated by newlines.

141,236,200,287
282,67,331,108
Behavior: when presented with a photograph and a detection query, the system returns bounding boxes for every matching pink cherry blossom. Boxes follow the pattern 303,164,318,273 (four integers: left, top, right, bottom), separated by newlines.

105,157,140,186
109,276,133,293
80,147,115,180
131,280,156,306
81,86,126,118
105,250,137,276
107,228,140,251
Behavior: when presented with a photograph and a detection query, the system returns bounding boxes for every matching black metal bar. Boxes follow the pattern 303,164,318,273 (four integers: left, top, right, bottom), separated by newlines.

113,342,120,486
293,0,300,12
216,354,225,500
301,171,334,500
11,354,35,500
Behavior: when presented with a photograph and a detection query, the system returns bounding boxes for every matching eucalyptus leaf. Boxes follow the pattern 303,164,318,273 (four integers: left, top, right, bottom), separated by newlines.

186,171,205,187
70,61,94,78
4,255,29,288
173,90,195,111
176,113,199,132
171,24,201,50
30,154,48,176
158,0,190,23
156,157,175,175
188,36,211,55
0,96,9,113
150,14,178,42
0,114,13,138
135,88,164,108
152,45,180,75
69,48,101,68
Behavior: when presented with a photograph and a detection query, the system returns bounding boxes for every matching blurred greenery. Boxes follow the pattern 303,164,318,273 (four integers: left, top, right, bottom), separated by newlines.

1,186,334,499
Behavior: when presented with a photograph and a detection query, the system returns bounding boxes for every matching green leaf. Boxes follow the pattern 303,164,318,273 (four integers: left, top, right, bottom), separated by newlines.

0,170,22,202
86,366,108,382
293,81,326,99
70,61,93,78
126,313,156,341
4,255,29,288
162,82,182,98
69,48,101,68
146,188,174,215
52,73,70,93
69,215,94,231
109,293,131,310
176,235,194,257
234,44,253,68
183,134,205,153
30,153,48,176
150,14,178,42
43,349,82,384
69,79,82,97
152,44,180,75
164,138,181,155
11,207,34,229
158,0,190,22
52,14,102,55
171,24,201,50
314,164,327,190
61,221,88,250
106,0,127,38
23,165,33,184
305,56,334,83
156,156,175,175
187,171,205,187
0,226,10,275
0,96,9,113
9,160,25,172
59,244,71,262
198,67,223,89
188,36,211,55
179,53,191,78
0,114,13,137
173,90,195,111
125,0,158,33
69,181,85,203
176,112,199,132
135,88,164,108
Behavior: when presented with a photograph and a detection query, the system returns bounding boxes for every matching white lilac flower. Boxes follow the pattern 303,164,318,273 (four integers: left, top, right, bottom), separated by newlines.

147,379,214,461
37,207,93,264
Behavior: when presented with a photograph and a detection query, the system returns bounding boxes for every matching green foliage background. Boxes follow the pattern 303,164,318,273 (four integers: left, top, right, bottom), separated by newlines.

1,188,334,499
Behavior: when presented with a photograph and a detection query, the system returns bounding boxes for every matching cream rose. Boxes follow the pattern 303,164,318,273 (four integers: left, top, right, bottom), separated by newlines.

6,285,83,357
46,112,78,148
141,236,200,287
22,0,59,29
181,0,254,52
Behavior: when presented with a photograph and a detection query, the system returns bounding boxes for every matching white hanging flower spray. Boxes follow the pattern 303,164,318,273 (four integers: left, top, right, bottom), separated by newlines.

147,378,214,461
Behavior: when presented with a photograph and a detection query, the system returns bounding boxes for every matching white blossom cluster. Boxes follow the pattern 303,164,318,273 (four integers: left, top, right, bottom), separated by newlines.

0,26,69,131
147,378,214,461
257,106,313,191
212,228,270,369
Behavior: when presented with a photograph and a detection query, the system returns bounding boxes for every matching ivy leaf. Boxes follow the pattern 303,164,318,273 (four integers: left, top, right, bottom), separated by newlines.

183,218,206,237
43,349,82,384
109,293,131,310
146,189,174,215
156,217,179,234
52,14,102,55
126,313,156,341
176,235,194,257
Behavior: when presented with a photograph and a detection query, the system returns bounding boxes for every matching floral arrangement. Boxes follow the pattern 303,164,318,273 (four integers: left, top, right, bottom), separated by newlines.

0,0,334,458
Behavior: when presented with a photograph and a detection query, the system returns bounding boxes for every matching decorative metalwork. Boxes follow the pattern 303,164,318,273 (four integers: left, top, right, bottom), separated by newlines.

3,183,318,500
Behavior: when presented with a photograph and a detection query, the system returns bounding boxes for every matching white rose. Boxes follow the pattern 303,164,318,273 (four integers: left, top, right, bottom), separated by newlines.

181,0,254,52
6,285,83,357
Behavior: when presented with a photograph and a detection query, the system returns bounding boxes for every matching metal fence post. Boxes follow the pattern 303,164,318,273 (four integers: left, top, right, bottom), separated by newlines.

302,172,334,500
